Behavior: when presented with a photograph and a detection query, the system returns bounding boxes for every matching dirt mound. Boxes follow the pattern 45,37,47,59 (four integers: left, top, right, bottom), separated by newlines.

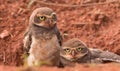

0,0,120,70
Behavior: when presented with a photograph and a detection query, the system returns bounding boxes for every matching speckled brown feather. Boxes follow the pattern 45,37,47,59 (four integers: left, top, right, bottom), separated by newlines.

89,48,120,63
23,28,32,54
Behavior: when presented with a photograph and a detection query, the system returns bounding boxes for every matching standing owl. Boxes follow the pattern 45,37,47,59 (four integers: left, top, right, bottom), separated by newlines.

23,7,62,66
60,38,120,66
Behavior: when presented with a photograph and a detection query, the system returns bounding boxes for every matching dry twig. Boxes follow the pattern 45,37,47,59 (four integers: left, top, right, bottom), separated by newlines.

36,0,119,8
3,51,6,63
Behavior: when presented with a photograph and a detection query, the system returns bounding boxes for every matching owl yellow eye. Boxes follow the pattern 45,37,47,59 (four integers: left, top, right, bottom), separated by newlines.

64,48,71,53
39,16,46,21
76,47,82,52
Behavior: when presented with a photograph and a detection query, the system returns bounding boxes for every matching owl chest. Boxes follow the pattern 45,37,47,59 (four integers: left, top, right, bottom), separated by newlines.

30,35,60,60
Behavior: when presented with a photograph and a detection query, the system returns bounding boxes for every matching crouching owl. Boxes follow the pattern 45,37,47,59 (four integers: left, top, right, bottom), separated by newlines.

60,38,120,66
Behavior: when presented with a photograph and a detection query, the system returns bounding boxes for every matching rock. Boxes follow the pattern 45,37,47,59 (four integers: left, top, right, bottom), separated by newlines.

0,30,10,39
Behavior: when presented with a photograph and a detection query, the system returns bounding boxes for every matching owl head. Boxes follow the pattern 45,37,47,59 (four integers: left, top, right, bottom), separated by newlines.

60,38,90,61
29,7,57,29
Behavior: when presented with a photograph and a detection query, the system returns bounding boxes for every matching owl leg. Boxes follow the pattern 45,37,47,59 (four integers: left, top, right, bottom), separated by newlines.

27,54,35,66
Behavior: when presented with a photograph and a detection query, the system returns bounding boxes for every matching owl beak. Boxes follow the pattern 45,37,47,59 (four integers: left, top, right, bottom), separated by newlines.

71,50,76,57
45,13,57,28
45,19,53,27
45,19,56,28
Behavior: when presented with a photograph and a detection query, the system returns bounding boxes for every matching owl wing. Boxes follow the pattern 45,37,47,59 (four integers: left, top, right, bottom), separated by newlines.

89,48,103,57
89,48,120,63
98,51,120,63
23,28,32,55
54,26,63,46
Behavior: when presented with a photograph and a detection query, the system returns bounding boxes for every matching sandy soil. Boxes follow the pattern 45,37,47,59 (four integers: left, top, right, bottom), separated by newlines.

0,63,120,71
0,0,120,71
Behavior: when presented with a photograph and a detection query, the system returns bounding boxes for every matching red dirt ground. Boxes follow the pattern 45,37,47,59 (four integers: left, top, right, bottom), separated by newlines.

0,0,120,71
